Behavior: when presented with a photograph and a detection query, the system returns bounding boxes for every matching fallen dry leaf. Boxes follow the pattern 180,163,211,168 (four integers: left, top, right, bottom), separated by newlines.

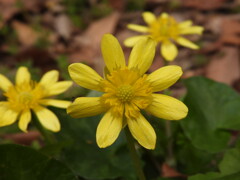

70,12,120,73
205,46,240,85
2,131,41,145
0,0,19,28
12,21,39,46
181,0,228,10
161,163,186,178
83,11,120,50
220,18,240,45
54,14,73,39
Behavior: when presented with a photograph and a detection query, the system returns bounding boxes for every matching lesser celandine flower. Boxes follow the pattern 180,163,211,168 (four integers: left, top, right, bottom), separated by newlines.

124,12,204,61
67,34,188,149
0,67,72,132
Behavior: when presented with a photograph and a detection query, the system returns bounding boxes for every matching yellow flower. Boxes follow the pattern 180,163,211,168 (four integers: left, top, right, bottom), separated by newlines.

124,12,204,61
67,34,188,149
0,67,73,132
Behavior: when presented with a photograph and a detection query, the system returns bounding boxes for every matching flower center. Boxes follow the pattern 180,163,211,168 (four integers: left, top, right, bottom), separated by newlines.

18,92,33,105
150,16,179,41
116,85,134,102
100,68,153,119
4,81,44,111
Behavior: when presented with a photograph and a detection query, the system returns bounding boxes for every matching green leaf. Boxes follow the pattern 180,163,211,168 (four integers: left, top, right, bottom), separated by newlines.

189,148,240,180
0,144,77,180
181,77,240,153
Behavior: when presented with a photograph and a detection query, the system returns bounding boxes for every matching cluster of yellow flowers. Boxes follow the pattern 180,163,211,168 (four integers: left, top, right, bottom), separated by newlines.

0,12,203,150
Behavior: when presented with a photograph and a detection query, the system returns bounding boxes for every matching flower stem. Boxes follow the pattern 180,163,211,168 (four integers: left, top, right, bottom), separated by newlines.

124,127,146,180
165,120,176,166
32,116,54,145
163,60,176,166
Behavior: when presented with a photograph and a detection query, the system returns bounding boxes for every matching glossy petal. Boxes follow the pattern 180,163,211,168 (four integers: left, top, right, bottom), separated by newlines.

146,94,188,120
68,63,103,91
67,97,105,118
176,37,199,49
0,74,13,92
142,12,156,25
16,67,31,85
44,81,73,96
160,12,169,19
147,65,183,92
96,110,122,148
40,70,59,87
127,24,149,33
128,37,156,75
180,26,204,35
161,41,178,61
127,114,156,149
124,35,146,47
0,105,18,127
34,106,60,132
101,34,126,72
178,20,192,28
18,109,31,132
40,99,71,108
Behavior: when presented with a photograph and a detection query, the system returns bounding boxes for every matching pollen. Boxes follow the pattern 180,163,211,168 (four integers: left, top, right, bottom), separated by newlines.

149,16,179,41
116,85,134,102
17,92,33,106
5,82,43,111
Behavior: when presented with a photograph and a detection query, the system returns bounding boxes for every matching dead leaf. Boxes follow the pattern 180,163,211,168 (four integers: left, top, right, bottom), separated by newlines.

12,21,39,46
0,0,19,27
205,46,240,85
70,12,121,73
83,11,120,50
54,14,73,39
2,131,41,145
181,0,228,10
108,0,126,11
220,18,240,45
161,163,186,178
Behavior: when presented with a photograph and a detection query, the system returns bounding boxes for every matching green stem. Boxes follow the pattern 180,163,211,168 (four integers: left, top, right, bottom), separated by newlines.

163,59,176,166
165,120,175,166
32,116,54,144
124,128,146,180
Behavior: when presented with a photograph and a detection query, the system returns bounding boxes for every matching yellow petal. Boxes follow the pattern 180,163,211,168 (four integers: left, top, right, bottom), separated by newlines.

146,94,188,120
40,70,59,87
127,24,149,33
33,106,60,132
147,65,183,92
67,97,105,118
128,37,156,75
16,66,31,85
160,12,169,19
40,99,71,108
176,37,199,49
0,105,18,127
18,109,31,132
68,63,103,92
101,34,126,72
96,110,122,148
179,26,204,35
142,12,156,25
178,20,192,28
161,41,178,61
124,35,146,47
127,114,156,149
0,74,13,92
44,81,73,96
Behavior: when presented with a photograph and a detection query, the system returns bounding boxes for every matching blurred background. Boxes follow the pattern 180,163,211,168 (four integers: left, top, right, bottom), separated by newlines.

0,0,239,86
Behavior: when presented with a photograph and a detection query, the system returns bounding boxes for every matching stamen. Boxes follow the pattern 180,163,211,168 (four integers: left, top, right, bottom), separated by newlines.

116,85,134,102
